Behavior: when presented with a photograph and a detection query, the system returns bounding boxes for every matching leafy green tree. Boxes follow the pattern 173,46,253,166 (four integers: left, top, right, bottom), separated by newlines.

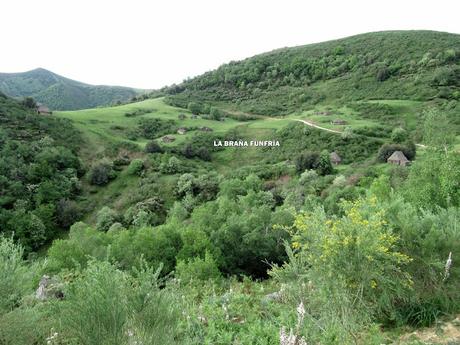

376,65,391,81
391,127,408,143
187,102,202,115
56,198,81,228
21,97,37,109
316,150,334,175
210,107,223,120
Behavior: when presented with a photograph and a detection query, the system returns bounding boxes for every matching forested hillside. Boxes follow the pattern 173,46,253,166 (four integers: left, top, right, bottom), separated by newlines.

0,68,143,110
166,31,460,115
0,92,82,251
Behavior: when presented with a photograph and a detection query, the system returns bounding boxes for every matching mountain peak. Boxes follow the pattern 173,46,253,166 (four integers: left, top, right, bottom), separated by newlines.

0,68,143,110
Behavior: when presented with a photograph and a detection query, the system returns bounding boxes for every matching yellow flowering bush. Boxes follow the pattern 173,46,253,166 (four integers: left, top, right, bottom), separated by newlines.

284,197,413,313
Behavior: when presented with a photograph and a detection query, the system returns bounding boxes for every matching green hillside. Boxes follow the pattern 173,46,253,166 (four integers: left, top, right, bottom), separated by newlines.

1,31,460,345
0,92,82,251
166,31,460,116
0,68,144,110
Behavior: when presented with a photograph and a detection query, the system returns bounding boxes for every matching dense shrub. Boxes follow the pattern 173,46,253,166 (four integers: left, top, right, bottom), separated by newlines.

137,118,177,139
391,127,408,143
159,156,182,174
295,151,320,173
56,198,81,228
96,207,119,232
127,159,144,176
144,140,163,153
271,197,413,342
187,102,202,115
89,160,116,185
176,251,221,283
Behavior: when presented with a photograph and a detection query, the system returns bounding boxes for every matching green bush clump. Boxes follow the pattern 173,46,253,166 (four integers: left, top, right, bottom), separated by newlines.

96,207,119,232
89,160,116,185
176,251,221,283
137,118,177,139
144,140,163,153
127,159,144,176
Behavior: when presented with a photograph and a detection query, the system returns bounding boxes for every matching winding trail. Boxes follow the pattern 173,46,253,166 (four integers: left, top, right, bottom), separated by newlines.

228,109,430,149
294,119,342,134
293,118,428,149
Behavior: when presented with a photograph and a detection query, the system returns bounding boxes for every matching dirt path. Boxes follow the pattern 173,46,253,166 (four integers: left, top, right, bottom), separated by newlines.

227,110,430,148
294,119,342,134
294,118,429,149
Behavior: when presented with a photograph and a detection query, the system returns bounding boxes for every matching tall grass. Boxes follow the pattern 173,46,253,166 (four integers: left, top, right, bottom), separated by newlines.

56,260,183,345
0,236,31,313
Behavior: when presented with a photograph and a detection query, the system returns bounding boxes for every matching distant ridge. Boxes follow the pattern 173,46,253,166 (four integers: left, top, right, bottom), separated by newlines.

0,68,145,110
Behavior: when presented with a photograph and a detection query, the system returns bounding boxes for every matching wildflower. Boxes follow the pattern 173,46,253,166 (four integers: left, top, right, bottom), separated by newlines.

45,329,59,345
279,326,308,345
443,252,452,281
297,301,305,322
280,302,308,345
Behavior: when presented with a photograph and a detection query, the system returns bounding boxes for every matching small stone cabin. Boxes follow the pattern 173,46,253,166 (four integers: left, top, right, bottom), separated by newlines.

37,105,52,115
162,135,176,143
387,151,409,166
200,126,213,132
177,128,187,135
330,151,342,165
331,119,347,125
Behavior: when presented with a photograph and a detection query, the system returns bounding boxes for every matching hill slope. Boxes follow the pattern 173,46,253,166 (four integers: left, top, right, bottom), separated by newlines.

165,30,460,115
0,92,82,251
0,68,144,110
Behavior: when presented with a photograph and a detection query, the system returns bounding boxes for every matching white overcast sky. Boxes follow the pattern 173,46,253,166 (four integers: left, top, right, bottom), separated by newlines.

1,0,460,89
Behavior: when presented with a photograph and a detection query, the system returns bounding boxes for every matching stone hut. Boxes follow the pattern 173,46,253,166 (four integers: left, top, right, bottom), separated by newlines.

387,150,409,166
330,151,342,165
37,105,52,115
200,126,213,132
331,119,347,125
162,135,176,143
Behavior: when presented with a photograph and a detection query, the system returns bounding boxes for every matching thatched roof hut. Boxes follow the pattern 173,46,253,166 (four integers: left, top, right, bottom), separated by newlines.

330,151,342,165
387,151,409,166
37,105,51,115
